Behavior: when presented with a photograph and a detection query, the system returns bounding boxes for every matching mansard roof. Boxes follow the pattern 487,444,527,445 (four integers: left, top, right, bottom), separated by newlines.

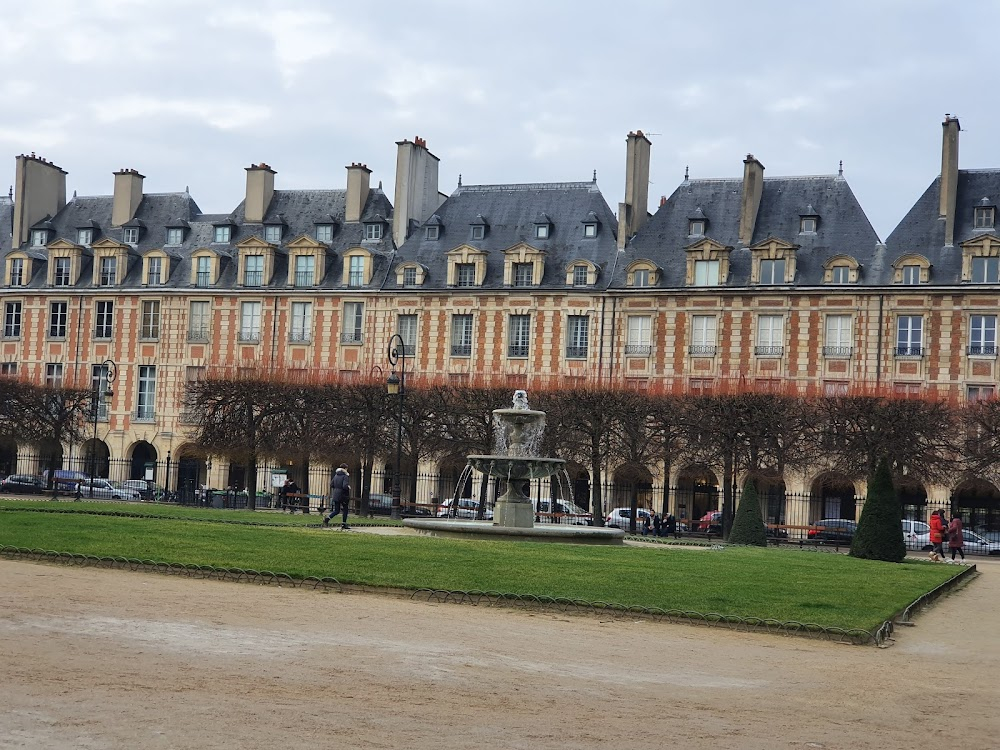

0,197,12,254
885,169,1000,284
618,173,882,288
391,180,618,289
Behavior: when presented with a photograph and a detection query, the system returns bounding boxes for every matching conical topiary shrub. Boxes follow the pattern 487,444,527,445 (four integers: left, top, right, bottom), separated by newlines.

728,478,768,547
850,457,906,562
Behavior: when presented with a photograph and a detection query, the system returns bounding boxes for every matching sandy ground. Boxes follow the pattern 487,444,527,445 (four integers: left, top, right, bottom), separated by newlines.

1,544,997,750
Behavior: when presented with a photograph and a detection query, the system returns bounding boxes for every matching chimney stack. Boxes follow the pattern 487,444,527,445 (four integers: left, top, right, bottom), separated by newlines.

617,130,652,249
244,163,276,223
12,153,67,247
939,114,961,247
112,168,145,227
393,136,441,247
738,154,765,247
345,163,372,223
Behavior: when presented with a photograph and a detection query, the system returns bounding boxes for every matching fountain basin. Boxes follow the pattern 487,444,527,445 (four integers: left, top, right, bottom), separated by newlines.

402,518,625,545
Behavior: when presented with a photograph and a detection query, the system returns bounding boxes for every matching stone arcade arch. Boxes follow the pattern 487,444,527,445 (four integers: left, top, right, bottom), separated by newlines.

951,478,1000,535
0,437,18,476
808,472,858,522
747,471,787,526
609,463,655,515
674,465,720,526
80,437,111,479
127,441,158,482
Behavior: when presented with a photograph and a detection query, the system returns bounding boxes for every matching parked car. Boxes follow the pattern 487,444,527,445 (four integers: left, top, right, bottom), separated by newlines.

366,492,432,517
902,519,931,549
808,518,857,544
606,507,656,531
436,498,492,520
695,510,723,534
0,474,45,494
535,499,594,525
956,529,1000,555
117,479,164,502
77,478,141,501
41,469,90,494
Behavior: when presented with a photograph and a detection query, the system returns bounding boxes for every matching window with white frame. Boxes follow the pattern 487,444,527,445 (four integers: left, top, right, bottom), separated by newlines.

196,256,212,287
10,258,24,286
188,301,210,341
831,265,851,284
759,258,785,285
342,302,364,344
140,300,160,340
471,225,485,240
214,225,231,243
244,254,263,286
566,315,589,359
456,263,476,287
755,315,784,356
535,224,549,240
315,224,333,243
166,227,183,245
239,301,262,342
513,263,534,287
54,257,71,286
147,256,163,285
969,315,997,356
694,259,720,286
632,268,650,287
290,302,312,343
403,266,418,287
348,256,365,287
425,225,439,240
572,265,589,286
799,217,817,234
77,228,92,246
49,301,67,338
136,365,156,420
626,315,651,356
0,363,17,377
972,256,1000,284
968,384,996,402
3,301,21,338
398,314,417,356
451,314,473,356
95,300,114,339
123,227,139,244
583,223,597,238
31,230,48,247
45,363,63,387
294,255,314,286
99,257,117,286
365,223,383,241
824,314,853,356
901,264,922,285
896,315,923,356
823,381,849,397
690,315,717,355
975,207,995,229
264,225,282,243
508,314,531,358
689,220,705,236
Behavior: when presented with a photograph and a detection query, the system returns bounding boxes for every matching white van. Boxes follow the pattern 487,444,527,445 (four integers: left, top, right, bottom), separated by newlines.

535,498,594,525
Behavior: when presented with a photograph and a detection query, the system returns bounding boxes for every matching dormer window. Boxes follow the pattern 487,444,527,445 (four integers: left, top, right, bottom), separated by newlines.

31,230,48,247
364,223,383,241
513,263,534,287
213,225,232,243
264,225,282,243
425,225,440,240
166,227,183,245
123,227,139,244
799,217,817,234
315,224,333,243
689,220,705,236
403,266,418,287
975,205,995,229
77,228,93,246
831,265,851,284
584,223,597,238
99,257,117,286
535,224,549,240
902,264,922,285
471,225,485,240
573,265,589,286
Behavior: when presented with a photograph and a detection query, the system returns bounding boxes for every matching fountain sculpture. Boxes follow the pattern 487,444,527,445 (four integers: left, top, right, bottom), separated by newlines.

402,391,624,544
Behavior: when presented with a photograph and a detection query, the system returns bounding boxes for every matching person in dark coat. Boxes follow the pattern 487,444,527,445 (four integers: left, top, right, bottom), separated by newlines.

947,514,965,563
323,465,351,529
665,513,679,538
653,513,663,537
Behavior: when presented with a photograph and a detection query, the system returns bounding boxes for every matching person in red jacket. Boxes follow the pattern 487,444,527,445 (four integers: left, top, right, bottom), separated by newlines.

929,509,948,561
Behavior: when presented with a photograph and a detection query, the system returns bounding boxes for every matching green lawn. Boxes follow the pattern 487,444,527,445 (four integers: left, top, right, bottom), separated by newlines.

0,503,963,633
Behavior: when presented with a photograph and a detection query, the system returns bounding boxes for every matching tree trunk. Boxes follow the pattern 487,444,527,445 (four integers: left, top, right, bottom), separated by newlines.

721,450,734,540
246,450,258,511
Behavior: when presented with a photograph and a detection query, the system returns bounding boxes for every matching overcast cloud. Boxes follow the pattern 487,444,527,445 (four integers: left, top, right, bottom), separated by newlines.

2,0,997,240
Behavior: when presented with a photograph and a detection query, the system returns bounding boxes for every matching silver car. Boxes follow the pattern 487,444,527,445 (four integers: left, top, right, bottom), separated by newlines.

78,478,141,501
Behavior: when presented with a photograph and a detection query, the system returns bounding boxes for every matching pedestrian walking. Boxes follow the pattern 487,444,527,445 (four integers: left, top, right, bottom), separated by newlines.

323,464,351,529
947,513,965,563
929,508,948,561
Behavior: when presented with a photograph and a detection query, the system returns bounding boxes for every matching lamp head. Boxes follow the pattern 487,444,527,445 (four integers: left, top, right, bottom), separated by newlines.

386,371,400,395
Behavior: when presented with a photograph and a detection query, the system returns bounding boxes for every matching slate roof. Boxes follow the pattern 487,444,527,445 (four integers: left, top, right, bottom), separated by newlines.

0,196,12,255
885,169,1000,284
617,174,883,288
3,187,395,290
390,180,618,289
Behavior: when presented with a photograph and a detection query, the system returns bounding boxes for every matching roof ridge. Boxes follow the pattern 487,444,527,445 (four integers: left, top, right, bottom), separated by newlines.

458,181,595,193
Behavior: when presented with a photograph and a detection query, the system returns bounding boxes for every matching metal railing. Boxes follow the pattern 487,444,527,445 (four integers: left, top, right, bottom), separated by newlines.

340,331,363,345
508,345,529,358
565,346,588,359
237,331,261,343
626,344,652,356
243,271,263,287
451,344,472,357
187,328,210,343
823,346,853,357
754,346,784,357
289,332,312,343
895,345,924,357
688,345,716,356
967,344,997,356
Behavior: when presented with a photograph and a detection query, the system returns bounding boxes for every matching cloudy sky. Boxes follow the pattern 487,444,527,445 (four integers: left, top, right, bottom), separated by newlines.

2,0,997,240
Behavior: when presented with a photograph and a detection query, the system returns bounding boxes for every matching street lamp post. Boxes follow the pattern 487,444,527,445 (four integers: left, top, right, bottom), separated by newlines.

90,359,117,498
386,334,406,521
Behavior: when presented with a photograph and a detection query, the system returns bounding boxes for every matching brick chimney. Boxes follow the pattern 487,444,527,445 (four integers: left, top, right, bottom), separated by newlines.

617,130,652,249
738,154,765,247
244,163,276,223
345,163,372,223
12,153,67,247
939,114,961,247
393,136,441,247
112,168,145,227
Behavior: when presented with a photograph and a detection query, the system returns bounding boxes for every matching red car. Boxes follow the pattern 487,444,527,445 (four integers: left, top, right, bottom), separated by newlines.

696,510,722,534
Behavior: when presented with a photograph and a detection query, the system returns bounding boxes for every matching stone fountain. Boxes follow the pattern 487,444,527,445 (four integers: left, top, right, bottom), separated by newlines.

403,391,624,544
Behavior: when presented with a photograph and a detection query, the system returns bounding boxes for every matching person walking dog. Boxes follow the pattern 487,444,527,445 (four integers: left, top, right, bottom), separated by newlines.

323,464,351,529
947,513,965,563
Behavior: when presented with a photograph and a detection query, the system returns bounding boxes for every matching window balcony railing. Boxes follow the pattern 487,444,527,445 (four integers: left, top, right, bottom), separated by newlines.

895,345,924,358
94,329,113,340
238,330,261,343
822,346,853,357
138,332,160,342
294,272,313,287
565,346,588,359
626,344,652,357
508,344,529,358
754,346,784,357
688,344,717,356
289,332,312,344
133,408,155,423
187,328,210,343
340,331,364,345
451,344,472,357
243,271,263,287
196,272,212,287
968,344,998,356
401,343,415,356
